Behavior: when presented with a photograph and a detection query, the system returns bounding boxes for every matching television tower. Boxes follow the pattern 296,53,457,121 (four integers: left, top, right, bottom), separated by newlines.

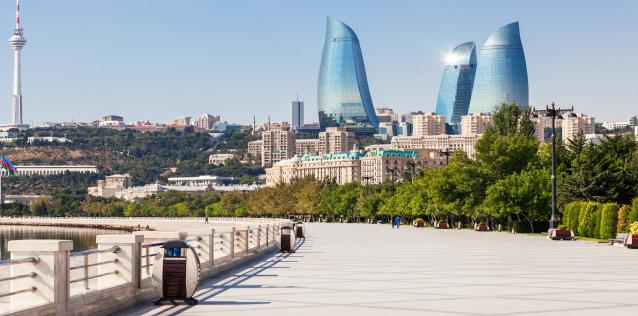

8,0,27,129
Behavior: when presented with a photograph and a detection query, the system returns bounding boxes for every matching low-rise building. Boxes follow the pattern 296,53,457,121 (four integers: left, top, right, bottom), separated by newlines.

167,175,239,187
88,174,132,198
1,165,98,177
390,134,481,157
360,149,445,185
208,154,237,165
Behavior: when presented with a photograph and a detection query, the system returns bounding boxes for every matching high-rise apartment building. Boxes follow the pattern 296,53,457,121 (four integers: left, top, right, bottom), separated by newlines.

435,42,477,133
195,114,220,130
291,100,304,130
401,111,425,124
469,22,529,114
562,113,595,142
317,16,378,134
412,112,446,137
461,113,492,135
261,124,296,167
318,127,356,154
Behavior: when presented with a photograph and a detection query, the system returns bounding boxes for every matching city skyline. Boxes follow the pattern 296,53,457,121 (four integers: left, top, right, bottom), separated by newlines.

0,1,636,126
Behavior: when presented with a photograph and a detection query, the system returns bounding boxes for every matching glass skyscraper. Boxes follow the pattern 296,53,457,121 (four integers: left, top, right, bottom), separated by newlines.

468,22,528,114
435,41,477,133
317,16,378,134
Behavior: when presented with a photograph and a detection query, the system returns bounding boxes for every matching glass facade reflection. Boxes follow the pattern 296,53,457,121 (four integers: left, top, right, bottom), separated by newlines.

435,42,477,134
318,16,378,133
468,22,528,114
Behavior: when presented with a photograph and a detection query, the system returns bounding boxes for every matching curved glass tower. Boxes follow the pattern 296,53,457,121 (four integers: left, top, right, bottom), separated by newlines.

435,41,477,133
318,16,378,133
468,22,528,114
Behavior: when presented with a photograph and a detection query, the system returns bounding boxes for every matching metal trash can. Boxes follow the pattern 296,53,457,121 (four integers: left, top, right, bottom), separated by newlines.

295,221,305,238
280,225,295,253
152,240,201,305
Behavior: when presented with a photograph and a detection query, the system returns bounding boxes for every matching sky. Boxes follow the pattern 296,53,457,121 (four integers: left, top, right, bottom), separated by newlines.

0,0,636,126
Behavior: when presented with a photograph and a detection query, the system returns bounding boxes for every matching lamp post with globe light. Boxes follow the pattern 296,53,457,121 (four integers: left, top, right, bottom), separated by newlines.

531,102,575,231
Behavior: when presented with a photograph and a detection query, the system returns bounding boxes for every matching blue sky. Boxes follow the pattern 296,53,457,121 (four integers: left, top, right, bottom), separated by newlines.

0,0,636,126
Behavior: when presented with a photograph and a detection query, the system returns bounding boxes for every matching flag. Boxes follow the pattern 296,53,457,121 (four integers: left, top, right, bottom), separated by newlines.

1,157,17,176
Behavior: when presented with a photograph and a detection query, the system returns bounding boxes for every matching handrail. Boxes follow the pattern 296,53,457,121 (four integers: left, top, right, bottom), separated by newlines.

69,259,118,270
69,270,119,284
70,246,120,257
142,242,165,248
0,286,36,299
186,236,202,242
0,272,36,283
0,256,39,266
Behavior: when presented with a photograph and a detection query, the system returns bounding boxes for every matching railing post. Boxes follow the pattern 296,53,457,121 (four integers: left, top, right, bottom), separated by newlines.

257,225,261,250
230,227,236,259
8,240,72,315
211,228,216,266
266,225,269,247
96,234,144,289
245,226,250,253
184,229,214,269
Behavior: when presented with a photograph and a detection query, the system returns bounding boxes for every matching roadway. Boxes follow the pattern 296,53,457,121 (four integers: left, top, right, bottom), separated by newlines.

121,223,638,315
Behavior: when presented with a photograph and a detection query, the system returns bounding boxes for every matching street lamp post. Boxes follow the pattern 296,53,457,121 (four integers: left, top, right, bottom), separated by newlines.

439,148,451,165
531,102,575,231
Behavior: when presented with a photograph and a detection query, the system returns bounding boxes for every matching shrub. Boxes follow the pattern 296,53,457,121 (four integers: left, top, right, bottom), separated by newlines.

557,224,569,231
629,222,638,235
617,205,632,233
511,221,531,233
563,201,584,235
598,203,618,240
578,202,599,238
628,198,638,224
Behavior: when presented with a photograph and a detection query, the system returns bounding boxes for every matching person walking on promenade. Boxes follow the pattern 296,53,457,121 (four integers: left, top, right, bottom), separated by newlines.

393,215,401,229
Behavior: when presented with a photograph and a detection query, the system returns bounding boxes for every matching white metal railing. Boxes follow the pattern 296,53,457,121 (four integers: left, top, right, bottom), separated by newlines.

69,246,120,291
1,218,290,315
0,256,39,299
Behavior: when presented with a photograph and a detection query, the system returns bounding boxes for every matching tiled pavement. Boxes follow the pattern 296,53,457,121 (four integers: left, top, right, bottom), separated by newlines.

120,223,638,315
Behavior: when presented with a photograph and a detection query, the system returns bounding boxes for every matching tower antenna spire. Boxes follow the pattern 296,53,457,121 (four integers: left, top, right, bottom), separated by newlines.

16,0,20,29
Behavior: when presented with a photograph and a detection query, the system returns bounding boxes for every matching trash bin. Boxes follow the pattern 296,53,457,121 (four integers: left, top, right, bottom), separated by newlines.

280,225,295,253
295,221,305,238
152,240,201,305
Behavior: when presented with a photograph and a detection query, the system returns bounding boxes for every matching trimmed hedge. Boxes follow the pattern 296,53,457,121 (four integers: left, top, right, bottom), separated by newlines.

598,203,618,239
562,201,618,239
617,205,631,233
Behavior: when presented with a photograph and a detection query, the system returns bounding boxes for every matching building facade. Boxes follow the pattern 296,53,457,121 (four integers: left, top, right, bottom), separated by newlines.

375,107,399,123
261,124,296,167
468,22,529,114
318,127,355,154
88,174,132,198
195,114,221,130
295,139,319,156
412,112,446,137
435,42,477,133
1,165,98,177
390,134,481,157
167,117,191,127
266,152,362,186
461,113,492,135
360,149,445,185
208,154,237,165
247,140,263,158
317,16,379,134
562,113,595,142
291,100,304,130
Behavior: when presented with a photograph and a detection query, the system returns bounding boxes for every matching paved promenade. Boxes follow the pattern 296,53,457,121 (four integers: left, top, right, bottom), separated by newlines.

122,223,638,315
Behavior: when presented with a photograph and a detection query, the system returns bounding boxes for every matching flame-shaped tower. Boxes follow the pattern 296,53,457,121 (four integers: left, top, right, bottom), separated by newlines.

8,0,28,129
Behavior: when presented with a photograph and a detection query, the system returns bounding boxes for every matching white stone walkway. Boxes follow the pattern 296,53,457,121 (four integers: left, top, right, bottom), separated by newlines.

121,223,638,315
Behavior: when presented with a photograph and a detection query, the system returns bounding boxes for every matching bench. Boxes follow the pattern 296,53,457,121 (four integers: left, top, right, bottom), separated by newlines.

608,233,628,246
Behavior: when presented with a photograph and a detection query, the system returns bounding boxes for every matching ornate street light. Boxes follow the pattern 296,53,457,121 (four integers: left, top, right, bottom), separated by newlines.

531,102,574,231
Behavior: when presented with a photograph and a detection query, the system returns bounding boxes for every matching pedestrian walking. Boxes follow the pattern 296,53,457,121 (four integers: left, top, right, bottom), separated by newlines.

393,215,401,229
